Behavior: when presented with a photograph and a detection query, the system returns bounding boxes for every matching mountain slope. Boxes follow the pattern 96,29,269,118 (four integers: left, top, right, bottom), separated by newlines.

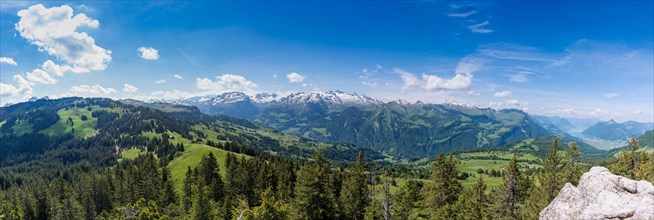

0,97,382,170
160,91,567,158
583,120,653,141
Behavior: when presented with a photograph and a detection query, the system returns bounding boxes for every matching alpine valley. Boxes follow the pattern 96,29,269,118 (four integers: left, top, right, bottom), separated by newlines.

155,90,608,158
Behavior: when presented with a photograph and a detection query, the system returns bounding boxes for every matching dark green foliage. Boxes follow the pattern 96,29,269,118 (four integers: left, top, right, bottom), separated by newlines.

492,155,523,220
340,152,369,220
424,154,463,217
293,151,336,220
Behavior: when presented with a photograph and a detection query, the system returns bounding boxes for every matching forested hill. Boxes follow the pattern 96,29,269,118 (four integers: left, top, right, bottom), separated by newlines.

0,97,381,170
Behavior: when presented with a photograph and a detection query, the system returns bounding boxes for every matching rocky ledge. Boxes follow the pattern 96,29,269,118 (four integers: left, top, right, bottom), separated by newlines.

540,166,654,220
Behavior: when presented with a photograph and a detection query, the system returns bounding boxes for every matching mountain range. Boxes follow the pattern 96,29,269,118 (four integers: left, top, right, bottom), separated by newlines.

582,119,654,141
153,91,576,158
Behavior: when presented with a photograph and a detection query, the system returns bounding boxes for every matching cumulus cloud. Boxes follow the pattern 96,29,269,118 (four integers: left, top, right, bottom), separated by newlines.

196,74,258,94
0,57,17,65
421,73,472,90
493,90,513,98
138,47,159,60
395,68,421,92
65,84,116,97
1,75,33,98
286,72,305,83
123,83,138,93
154,79,167,84
16,4,111,73
173,74,183,79
26,69,57,84
468,20,493,33
396,67,473,92
604,93,619,98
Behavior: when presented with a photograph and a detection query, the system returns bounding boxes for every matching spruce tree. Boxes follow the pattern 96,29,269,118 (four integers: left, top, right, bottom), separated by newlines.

183,166,193,213
494,155,522,220
468,176,489,219
293,151,335,220
160,166,177,206
541,138,563,202
191,184,214,220
340,151,369,220
424,154,462,216
562,143,582,185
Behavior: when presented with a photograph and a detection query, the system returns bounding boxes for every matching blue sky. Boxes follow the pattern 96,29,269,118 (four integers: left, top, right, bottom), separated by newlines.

0,1,652,122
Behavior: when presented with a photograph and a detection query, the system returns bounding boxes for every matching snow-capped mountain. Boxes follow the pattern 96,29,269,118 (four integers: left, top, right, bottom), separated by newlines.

205,92,252,105
277,90,383,106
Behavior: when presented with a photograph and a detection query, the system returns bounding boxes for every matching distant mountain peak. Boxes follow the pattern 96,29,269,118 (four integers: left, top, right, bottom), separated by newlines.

208,91,251,104
278,90,383,106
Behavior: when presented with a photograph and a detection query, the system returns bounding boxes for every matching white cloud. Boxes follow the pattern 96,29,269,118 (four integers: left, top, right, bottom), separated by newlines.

0,83,19,97
286,72,305,83
494,90,513,98
604,93,619,98
467,90,480,96
16,4,111,73
632,109,642,115
272,74,278,79
0,57,17,65
65,84,116,97
173,74,183,79
506,99,520,106
448,10,477,17
468,20,493,33
123,83,138,93
196,74,258,94
396,64,473,92
26,69,57,84
138,47,159,60
0,75,33,98
395,68,421,92
421,73,472,90
41,60,73,76
154,79,167,84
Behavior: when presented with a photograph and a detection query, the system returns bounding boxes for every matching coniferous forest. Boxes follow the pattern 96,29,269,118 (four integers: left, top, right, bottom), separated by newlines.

0,98,652,219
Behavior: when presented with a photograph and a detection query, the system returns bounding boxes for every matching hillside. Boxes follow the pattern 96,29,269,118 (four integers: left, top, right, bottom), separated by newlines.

582,120,653,141
166,91,556,158
0,97,381,170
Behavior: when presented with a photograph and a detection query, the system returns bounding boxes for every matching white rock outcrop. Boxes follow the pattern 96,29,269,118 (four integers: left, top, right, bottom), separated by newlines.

540,166,654,220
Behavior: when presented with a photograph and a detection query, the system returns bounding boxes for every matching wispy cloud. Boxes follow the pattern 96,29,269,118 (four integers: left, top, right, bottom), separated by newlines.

493,90,513,98
0,57,17,65
173,74,183,79
448,10,477,17
468,20,493,33
604,93,619,98
154,79,167,84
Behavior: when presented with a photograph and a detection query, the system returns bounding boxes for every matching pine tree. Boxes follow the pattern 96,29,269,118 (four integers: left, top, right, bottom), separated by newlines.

468,176,489,219
160,166,177,206
191,184,214,220
252,187,288,220
293,151,335,220
340,151,369,220
183,166,193,213
541,138,563,202
611,136,641,179
198,152,224,202
424,154,462,217
562,143,582,185
392,180,421,220
494,155,522,220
